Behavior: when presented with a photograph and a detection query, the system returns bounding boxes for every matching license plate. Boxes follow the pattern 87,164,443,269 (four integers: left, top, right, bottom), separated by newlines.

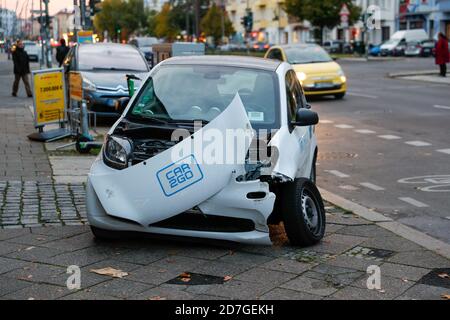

315,82,334,89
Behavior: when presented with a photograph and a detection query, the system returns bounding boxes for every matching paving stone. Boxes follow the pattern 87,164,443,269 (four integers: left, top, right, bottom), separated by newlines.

6,233,59,246
1,283,70,300
388,250,450,269
191,260,251,278
280,276,339,297
261,257,314,274
126,265,183,286
3,263,67,287
361,235,423,252
396,283,450,300
336,225,394,238
218,251,275,267
326,255,382,272
58,290,121,300
112,248,168,265
88,278,153,299
235,267,297,286
0,276,32,297
350,274,415,299
331,286,395,300
5,245,66,263
259,287,323,300
379,262,431,282
302,270,364,289
41,232,95,251
133,286,195,300
0,241,27,256
204,279,274,299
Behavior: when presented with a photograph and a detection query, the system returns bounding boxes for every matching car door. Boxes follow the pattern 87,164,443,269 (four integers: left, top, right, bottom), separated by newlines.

285,70,312,177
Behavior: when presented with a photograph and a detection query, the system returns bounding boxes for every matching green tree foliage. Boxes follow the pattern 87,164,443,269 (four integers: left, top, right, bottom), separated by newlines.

153,3,180,41
94,0,147,41
200,4,234,46
284,0,361,43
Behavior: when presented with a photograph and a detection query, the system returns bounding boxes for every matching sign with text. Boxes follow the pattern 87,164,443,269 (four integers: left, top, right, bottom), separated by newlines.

32,68,66,127
77,30,93,44
69,72,83,101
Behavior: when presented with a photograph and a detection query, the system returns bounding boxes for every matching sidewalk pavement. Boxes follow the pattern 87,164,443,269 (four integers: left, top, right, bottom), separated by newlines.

389,69,450,85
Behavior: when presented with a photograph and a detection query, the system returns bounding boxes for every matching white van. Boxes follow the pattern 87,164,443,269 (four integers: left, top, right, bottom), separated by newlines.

380,29,429,56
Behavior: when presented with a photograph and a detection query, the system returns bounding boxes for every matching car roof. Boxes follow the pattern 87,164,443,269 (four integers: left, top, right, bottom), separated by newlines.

274,43,321,50
78,43,137,51
160,55,281,71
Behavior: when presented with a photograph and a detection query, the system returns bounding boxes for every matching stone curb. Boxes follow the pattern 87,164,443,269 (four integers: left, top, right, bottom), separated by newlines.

388,70,438,77
319,187,450,260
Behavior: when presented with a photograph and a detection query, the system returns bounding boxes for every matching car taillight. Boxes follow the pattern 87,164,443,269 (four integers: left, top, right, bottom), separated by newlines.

253,45,258,49
264,44,269,49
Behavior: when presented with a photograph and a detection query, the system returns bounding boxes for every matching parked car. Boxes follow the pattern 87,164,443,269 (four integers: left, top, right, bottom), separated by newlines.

405,40,435,57
265,44,347,99
251,41,270,52
129,37,159,65
63,43,150,117
369,43,381,56
86,55,325,247
380,29,428,56
23,40,41,62
323,40,343,54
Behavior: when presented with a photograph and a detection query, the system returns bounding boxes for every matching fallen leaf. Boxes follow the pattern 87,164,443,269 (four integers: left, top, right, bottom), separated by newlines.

149,296,167,300
158,269,167,273
438,273,449,279
401,278,409,283
25,246,35,251
441,294,450,300
180,277,191,283
90,267,128,278
377,289,386,293
179,272,191,278
223,276,232,282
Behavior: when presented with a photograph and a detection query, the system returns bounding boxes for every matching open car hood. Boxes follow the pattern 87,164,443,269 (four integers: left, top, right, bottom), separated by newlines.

89,95,254,226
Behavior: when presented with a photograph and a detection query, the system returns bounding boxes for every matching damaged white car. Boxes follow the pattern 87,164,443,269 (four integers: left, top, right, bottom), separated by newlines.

86,56,325,247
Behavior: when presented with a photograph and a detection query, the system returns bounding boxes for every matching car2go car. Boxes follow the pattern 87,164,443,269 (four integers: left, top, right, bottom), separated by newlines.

86,56,326,247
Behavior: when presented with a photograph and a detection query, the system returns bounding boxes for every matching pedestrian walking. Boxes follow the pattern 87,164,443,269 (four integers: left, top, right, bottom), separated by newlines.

56,39,70,67
435,32,450,77
11,40,33,98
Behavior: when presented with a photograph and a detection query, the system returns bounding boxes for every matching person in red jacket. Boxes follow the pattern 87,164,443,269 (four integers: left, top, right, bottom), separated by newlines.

436,32,450,77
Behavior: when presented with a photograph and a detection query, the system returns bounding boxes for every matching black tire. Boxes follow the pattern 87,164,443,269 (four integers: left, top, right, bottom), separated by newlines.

90,226,122,241
280,178,326,247
334,92,346,100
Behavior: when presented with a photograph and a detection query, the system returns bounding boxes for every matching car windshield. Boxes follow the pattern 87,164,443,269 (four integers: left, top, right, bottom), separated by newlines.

384,39,399,45
284,46,333,64
127,65,279,128
78,44,148,72
138,38,158,47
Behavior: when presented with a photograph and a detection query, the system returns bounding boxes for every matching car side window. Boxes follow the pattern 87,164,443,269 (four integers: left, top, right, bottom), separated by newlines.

285,71,298,123
267,49,283,61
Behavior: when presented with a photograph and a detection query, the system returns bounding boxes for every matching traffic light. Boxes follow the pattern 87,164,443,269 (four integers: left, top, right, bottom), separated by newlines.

246,11,253,33
90,0,102,16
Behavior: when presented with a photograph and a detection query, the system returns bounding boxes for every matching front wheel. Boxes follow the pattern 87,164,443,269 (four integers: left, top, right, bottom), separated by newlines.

281,178,326,247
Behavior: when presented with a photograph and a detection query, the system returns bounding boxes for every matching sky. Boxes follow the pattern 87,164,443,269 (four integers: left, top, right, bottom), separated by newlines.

2,0,74,17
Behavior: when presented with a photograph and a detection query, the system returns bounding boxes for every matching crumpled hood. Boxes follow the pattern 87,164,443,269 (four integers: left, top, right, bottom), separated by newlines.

88,94,254,226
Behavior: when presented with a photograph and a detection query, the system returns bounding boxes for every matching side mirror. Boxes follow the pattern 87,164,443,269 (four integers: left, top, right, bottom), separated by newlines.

114,97,130,114
293,109,319,127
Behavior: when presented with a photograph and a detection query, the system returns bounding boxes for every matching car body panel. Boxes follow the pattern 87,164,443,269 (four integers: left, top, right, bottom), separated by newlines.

89,94,254,226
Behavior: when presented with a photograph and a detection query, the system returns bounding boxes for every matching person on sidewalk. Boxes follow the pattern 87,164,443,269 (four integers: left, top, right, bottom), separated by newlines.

435,32,450,77
11,40,33,98
56,38,70,67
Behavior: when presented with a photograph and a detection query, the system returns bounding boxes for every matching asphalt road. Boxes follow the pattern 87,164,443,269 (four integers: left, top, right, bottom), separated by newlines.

314,57,450,243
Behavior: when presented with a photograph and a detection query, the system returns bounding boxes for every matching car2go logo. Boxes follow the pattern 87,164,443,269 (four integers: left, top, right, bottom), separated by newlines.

156,155,204,197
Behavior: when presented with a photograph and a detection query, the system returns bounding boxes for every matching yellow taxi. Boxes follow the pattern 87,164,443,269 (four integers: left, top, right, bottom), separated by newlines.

265,44,347,99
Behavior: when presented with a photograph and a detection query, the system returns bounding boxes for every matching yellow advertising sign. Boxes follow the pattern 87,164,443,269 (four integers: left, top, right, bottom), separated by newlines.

32,68,66,127
69,72,83,101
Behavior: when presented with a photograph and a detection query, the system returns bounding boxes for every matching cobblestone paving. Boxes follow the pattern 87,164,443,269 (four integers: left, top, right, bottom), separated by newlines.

0,197,449,300
0,181,87,229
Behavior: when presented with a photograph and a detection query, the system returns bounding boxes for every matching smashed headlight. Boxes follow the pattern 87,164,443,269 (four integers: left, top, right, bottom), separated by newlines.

103,135,133,170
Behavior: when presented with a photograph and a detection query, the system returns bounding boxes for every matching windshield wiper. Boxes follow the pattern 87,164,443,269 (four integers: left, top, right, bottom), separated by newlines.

122,117,170,130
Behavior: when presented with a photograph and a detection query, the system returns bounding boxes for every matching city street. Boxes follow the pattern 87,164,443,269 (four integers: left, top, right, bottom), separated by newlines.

0,52,449,300
314,57,450,243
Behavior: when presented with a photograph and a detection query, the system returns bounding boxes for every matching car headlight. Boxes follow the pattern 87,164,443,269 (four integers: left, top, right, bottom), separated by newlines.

337,69,347,83
82,77,97,92
103,135,133,169
296,72,307,82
